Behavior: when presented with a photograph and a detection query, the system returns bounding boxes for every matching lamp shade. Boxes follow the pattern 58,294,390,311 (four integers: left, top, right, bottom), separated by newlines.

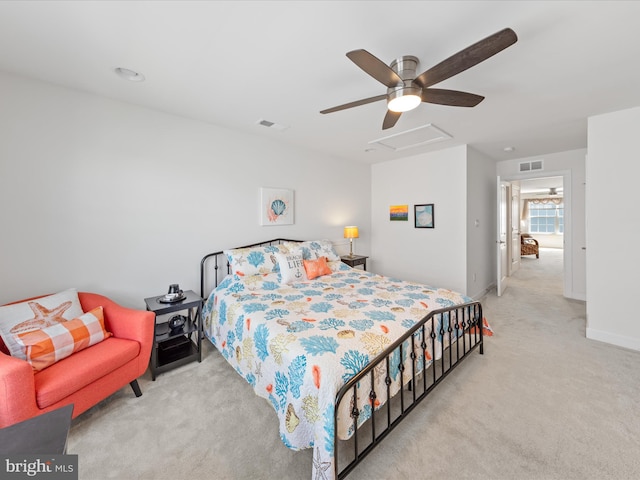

344,226,359,239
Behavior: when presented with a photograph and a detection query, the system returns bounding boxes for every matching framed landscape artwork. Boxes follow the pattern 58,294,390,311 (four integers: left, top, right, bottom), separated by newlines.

414,204,434,228
390,204,408,221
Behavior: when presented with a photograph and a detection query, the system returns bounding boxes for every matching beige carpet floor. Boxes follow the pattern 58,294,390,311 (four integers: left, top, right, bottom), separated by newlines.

67,248,640,479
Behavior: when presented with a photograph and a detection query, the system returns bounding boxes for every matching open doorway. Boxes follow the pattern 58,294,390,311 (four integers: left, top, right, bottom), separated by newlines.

519,176,565,295
497,159,585,301
519,176,564,252
497,175,567,297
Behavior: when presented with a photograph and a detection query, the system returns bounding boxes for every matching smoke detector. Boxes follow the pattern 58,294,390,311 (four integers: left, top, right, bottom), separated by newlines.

113,67,145,82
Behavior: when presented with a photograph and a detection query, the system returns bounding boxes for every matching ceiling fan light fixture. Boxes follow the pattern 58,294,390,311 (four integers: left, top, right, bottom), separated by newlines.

322,28,517,128
387,87,421,113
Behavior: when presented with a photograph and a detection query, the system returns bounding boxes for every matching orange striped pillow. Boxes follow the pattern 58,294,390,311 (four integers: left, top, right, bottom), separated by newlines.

15,306,112,371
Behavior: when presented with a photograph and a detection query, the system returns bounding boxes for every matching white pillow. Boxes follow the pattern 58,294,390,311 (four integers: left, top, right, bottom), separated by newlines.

0,288,85,360
275,249,308,284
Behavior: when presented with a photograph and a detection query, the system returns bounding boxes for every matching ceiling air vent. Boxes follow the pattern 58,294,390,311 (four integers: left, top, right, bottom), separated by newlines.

519,159,544,172
256,119,289,131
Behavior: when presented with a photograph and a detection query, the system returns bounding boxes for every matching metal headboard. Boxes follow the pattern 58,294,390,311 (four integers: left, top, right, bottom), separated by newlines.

200,238,302,299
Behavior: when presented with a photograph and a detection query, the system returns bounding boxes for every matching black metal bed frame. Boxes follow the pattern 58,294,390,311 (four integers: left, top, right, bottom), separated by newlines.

200,238,483,479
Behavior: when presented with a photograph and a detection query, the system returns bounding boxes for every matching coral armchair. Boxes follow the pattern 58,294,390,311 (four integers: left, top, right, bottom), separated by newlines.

0,292,154,428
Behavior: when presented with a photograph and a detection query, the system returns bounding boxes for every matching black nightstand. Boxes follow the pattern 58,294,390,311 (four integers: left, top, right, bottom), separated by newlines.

144,290,203,380
341,254,368,271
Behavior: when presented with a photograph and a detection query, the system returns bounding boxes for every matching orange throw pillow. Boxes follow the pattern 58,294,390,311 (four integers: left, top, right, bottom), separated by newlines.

303,256,332,280
15,306,112,371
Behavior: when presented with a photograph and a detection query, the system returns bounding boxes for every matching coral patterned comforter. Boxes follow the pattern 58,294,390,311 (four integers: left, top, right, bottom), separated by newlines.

202,262,477,480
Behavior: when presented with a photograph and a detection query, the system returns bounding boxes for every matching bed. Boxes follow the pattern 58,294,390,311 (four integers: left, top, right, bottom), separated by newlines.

200,239,486,480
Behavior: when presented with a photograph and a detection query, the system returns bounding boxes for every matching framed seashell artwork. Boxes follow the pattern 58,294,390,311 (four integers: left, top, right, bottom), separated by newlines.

260,187,294,225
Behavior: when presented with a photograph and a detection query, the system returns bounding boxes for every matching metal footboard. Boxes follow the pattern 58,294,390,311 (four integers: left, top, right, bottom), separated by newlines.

334,301,483,479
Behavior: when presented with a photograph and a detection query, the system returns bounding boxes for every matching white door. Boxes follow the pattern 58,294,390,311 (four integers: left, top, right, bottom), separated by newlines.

497,178,509,296
510,183,521,274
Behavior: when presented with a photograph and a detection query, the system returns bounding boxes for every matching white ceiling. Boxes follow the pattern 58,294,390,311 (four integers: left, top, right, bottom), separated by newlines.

520,176,563,195
1,1,639,165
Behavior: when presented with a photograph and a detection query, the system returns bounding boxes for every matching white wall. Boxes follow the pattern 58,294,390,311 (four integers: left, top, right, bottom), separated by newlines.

497,149,586,300
466,147,499,298
370,146,469,294
0,72,371,308
586,106,640,351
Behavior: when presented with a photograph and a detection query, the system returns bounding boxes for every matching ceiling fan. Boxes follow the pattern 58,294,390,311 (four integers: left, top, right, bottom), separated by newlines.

534,187,563,196
320,28,518,130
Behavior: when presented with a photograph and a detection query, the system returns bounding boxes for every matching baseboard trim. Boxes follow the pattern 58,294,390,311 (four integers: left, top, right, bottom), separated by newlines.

586,327,640,352
565,291,586,301
470,284,494,301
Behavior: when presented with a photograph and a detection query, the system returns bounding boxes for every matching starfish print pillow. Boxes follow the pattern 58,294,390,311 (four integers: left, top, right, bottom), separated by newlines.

0,288,84,361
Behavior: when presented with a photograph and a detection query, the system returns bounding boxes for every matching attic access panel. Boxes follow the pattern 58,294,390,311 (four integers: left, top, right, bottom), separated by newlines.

369,123,452,151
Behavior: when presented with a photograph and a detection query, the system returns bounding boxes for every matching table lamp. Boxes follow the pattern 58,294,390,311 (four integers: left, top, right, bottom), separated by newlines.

343,226,359,257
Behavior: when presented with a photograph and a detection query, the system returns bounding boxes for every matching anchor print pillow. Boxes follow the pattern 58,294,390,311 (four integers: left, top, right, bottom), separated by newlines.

275,249,308,284
0,288,85,360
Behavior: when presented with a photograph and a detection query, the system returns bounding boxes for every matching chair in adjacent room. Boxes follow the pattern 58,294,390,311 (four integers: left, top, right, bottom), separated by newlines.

521,234,540,258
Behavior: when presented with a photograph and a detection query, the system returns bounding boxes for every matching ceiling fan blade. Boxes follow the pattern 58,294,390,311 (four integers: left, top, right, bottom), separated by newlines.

347,49,403,88
414,28,518,89
320,94,387,114
421,88,484,107
382,110,401,130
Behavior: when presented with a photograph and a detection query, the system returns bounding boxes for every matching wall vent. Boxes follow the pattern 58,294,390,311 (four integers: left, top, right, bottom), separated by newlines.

519,159,544,172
